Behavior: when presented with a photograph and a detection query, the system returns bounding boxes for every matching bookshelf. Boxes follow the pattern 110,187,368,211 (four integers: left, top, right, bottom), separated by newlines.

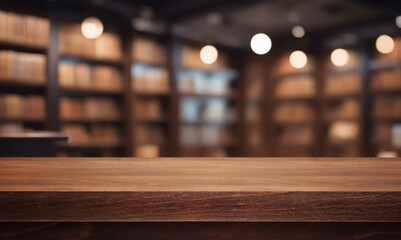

2,5,401,158
0,7,244,157
0,10,49,136
369,36,401,157
242,57,269,156
56,22,125,157
130,35,172,157
176,43,240,157
321,48,363,157
0,10,49,49
269,52,318,157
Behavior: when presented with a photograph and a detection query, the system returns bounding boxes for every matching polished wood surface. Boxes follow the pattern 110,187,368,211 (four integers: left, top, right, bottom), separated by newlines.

1,157,401,191
1,157,401,222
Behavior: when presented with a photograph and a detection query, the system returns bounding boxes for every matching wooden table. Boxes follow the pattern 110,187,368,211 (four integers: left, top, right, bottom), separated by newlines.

1,157,401,239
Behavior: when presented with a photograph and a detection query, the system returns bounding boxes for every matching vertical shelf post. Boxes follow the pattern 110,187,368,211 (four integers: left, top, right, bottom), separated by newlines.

123,35,134,156
169,35,181,157
360,39,373,157
46,5,60,131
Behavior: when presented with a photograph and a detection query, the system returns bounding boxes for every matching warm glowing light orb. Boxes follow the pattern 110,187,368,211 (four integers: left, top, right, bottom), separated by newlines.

292,26,305,38
200,45,218,64
289,50,307,69
81,17,103,39
331,48,350,67
396,16,401,28
250,33,272,55
375,34,394,54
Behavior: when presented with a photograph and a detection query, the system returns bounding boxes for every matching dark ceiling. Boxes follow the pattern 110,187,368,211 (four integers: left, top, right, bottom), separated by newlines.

171,0,401,48
2,0,401,48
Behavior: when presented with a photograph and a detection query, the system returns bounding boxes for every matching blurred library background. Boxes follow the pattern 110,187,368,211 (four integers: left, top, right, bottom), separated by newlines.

0,0,401,158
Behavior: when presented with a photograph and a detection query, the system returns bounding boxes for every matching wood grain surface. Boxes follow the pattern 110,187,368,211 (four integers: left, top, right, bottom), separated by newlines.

1,157,401,222
1,191,401,222
1,157,401,191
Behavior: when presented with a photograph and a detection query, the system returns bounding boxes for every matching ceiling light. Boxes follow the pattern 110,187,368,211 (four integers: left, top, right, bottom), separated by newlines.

396,16,401,28
289,50,307,69
250,33,272,55
292,26,305,38
81,17,103,39
375,34,394,54
200,45,218,64
331,48,350,67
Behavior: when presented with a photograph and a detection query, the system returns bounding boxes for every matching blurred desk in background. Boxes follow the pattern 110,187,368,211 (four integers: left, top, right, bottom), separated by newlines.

0,132,68,157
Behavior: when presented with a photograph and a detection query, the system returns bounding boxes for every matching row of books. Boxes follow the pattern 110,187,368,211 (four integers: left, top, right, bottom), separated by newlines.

244,60,264,101
274,54,313,75
325,99,360,121
60,97,121,120
0,10,49,47
179,72,232,95
325,144,359,157
61,124,121,145
274,103,315,123
374,123,401,148
0,51,46,82
0,94,44,119
375,123,392,143
59,62,122,90
132,37,167,65
134,99,163,120
275,77,315,99
327,120,360,156
180,147,228,157
181,99,236,123
278,126,314,145
244,61,264,149
57,149,120,157
371,69,401,91
328,121,359,143
246,126,263,146
325,73,361,96
372,97,401,119
181,125,234,146
245,104,262,123
59,24,122,61
132,65,169,93
181,46,228,70
135,125,165,145
135,144,160,158
203,148,228,157
246,78,263,101
276,146,313,157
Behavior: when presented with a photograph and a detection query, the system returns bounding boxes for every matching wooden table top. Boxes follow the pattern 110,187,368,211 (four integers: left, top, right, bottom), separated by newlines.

1,157,401,222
